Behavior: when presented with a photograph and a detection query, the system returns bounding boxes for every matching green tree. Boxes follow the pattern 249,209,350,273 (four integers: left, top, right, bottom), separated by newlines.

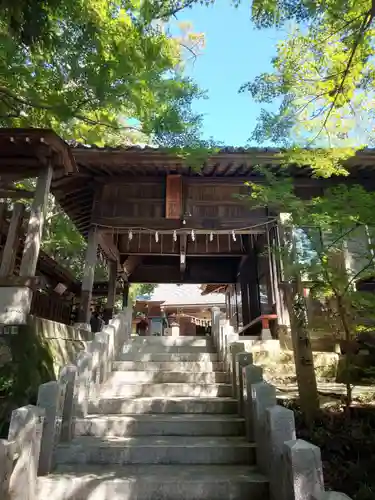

0,0,203,145
247,171,375,412
241,0,375,175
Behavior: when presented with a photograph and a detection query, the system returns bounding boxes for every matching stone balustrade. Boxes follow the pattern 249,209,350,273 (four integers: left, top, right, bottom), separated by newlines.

0,306,132,499
210,312,351,500
234,346,352,500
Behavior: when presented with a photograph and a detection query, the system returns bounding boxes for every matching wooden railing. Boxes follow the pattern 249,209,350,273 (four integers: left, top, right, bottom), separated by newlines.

30,290,73,325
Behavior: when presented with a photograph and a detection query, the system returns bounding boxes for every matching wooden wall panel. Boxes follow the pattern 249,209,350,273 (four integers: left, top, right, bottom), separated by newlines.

186,182,266,223
95,181,165,219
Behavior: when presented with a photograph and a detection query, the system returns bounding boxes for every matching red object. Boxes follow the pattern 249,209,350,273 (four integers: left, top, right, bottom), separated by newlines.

165,175,182,219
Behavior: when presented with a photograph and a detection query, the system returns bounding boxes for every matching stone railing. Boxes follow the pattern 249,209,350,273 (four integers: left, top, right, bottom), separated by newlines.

0,306,132,499
210,308,351,500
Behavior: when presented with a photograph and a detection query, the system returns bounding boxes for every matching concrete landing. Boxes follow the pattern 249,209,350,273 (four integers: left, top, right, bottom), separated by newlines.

38,464,269,500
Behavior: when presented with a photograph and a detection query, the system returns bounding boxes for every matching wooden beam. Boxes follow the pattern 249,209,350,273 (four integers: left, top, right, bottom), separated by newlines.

97,232,121,265
123,255,143,277
19,164,53,277
0,188,35,199
0,203,25,276
78,227,99,323
104,260,117,322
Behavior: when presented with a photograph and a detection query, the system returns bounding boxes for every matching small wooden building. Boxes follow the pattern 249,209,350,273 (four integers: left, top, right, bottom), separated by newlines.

135,284,226,336
0,128,374,334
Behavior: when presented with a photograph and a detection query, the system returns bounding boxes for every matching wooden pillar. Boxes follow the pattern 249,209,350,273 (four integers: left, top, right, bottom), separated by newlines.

104,260,117,322
240,273,250,326
19,165,53,277
246,238,261,322
0,203,25,276
78,227,99,324
122,283,130,309
273,224,290,327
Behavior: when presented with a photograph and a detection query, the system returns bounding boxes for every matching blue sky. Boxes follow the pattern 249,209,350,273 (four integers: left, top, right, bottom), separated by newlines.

177,2,282,146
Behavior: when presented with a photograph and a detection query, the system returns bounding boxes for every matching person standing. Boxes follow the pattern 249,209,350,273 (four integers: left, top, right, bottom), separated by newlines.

136,315,149,336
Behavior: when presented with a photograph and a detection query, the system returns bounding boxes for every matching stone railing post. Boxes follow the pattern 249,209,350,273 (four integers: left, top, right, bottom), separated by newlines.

243,363,263,441
251,380,277,474
0,439,16,499
59,364,77,442
94,330,110,383
224,332,238,371
74,351,93,418
87,339,105,401
8,405,45,500
283,439,325,500
37,380,66,475
264,405,296,500
236,352,253,416
236,353,352,500
211,307,220,352
229,342,245,398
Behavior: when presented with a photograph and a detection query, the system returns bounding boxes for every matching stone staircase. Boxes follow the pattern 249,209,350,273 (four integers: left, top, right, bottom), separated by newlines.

37,335,269,499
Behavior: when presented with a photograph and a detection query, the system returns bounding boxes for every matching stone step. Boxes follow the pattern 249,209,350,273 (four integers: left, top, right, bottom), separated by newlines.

123,344,216,354
118,353,219,362
130,336,212,346
88,396,238,415
37,464,268,500
75,414,245,437
112,361,224,372
99,383,233,398
54,436,256,465
106,370,229,384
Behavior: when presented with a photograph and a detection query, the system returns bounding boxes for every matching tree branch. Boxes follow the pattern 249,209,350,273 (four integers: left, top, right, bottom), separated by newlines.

308,9,374,146
0,85,140,132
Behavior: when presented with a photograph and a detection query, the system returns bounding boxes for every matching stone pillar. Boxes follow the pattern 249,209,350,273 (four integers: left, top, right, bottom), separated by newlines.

59,365,77,442
170,321,180,337
0,439,16,499
236,352,253,416
0,203,25,277
95,331,110,382
8,405,45,500
229,342,245,399
78,227,99,325
211,307,220,348
265,405,296,500
243,364,263,441
104,260,117,323
87,339,106,400
283,439,325,500
19,165,53,277
37,380,66,475
251,380,277,474
74,351,93,417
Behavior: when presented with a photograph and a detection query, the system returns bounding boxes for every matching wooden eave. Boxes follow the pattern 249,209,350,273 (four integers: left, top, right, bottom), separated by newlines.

0,128,77,178
50,145,375,247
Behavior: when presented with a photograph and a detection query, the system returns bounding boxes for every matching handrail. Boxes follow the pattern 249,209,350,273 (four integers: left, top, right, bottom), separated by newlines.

237,314,277,336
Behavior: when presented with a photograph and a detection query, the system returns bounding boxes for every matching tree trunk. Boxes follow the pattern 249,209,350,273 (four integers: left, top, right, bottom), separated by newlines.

283,281,320,426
